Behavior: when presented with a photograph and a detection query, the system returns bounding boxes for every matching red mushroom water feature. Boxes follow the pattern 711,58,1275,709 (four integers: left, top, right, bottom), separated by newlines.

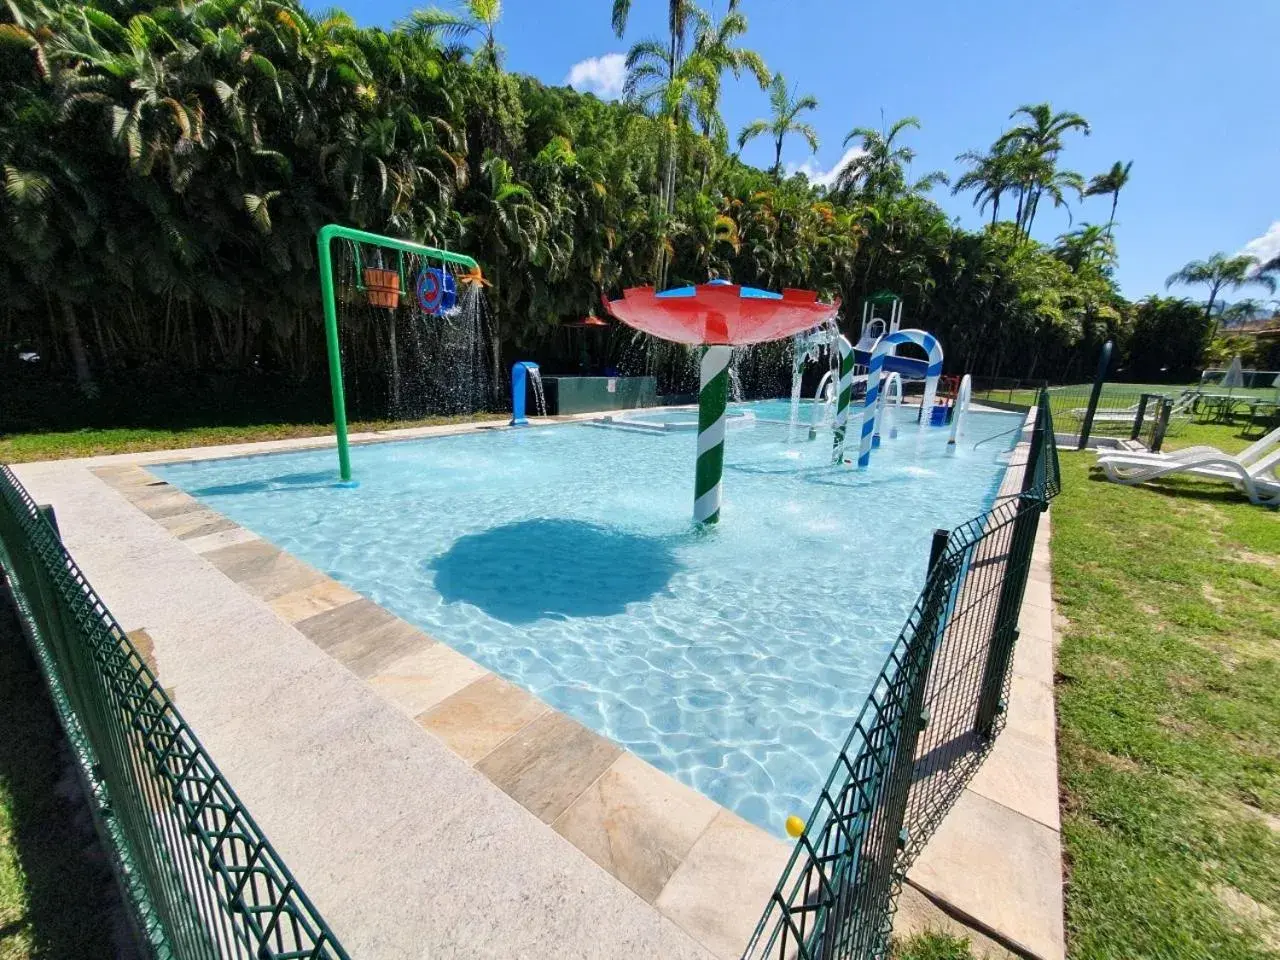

603,280,839,523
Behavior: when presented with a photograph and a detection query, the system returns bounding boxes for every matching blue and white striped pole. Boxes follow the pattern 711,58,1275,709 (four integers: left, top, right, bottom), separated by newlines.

857,349,886,468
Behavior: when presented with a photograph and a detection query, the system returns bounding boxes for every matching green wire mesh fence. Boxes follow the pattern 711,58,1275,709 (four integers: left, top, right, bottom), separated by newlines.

0,465,350,960
742,389,1060,960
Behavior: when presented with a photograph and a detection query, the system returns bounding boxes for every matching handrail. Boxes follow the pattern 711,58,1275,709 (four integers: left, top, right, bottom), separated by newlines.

808,368,837,438
317,224,481,481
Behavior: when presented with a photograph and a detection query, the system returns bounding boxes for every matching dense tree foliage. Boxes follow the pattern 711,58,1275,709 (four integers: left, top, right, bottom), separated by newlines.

0,0,1241,424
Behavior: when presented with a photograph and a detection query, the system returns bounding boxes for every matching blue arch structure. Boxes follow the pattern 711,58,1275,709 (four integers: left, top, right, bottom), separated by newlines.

857,329,944,468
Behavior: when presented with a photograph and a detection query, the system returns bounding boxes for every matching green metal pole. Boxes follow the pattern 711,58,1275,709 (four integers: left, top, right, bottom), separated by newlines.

317,226,352,482
1078,339,1112,451
316,224,482,483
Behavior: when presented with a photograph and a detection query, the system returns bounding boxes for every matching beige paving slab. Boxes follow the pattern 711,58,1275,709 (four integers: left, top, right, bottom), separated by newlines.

268,578,361,624
158,508,240,540
477,710,622,823
1022,576,1053,612
1004,673,1056,742
329,618,433,680
295,596,399,647
655,809,793,960
213,544,326,602
417,673,551,763
132,488,204,518
90,464,155,488
966,725,1060,831
295,598,434,678
367,642,489,717
183,526,261,555
908,790,1065,960
204,538,287,581
553,752,721,904
1012,632,1054,683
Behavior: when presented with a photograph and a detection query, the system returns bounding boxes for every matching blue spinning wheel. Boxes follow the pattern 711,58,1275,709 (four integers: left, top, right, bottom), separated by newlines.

416,267,457,315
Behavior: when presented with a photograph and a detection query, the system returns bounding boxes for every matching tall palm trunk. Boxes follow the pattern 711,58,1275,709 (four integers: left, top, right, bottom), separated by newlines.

1106,191,1118,237
59,300,98,398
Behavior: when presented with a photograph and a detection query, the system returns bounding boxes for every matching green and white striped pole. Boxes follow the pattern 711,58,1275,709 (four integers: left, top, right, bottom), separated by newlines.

694,345,731,524
830,335,855,463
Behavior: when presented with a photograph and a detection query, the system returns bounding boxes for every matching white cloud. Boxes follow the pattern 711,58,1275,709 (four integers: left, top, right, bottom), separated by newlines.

785,146,866,190
1239,220,1280,269
564,53,627,100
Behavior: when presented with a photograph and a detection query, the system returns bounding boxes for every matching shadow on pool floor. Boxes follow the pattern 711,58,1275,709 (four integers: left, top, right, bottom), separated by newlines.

428,518,681,624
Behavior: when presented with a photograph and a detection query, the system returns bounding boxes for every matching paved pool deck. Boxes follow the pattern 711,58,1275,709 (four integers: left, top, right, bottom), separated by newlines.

11,411,1064,960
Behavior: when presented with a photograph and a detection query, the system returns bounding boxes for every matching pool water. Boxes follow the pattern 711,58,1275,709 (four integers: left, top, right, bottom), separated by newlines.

154,402,1020,835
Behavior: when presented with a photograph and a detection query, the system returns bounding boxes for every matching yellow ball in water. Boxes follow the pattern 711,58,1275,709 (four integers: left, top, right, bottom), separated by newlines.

785,815,805,838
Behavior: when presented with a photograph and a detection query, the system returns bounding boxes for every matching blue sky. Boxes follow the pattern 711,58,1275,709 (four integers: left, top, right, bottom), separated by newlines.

348,0,1280,301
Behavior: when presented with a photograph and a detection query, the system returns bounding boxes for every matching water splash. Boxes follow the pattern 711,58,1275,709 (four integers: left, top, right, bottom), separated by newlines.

528,366,547,417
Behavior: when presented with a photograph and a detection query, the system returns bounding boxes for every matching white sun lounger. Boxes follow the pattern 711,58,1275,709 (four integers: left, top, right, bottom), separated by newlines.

1096,445,1280,506
1094,425,1280,467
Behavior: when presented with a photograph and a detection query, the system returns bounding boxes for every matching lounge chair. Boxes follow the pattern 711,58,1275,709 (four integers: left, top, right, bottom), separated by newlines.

1094,425,1280,467
1095,446,1280,506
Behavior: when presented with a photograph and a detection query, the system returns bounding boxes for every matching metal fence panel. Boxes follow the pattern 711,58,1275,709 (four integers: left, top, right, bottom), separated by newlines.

0,465,350,960
743,391,1061,960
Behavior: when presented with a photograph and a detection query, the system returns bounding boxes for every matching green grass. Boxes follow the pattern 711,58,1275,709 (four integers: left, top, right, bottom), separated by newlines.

0,412,500,463
892,932,977,960
0,598,117,959
1051,421,1280,958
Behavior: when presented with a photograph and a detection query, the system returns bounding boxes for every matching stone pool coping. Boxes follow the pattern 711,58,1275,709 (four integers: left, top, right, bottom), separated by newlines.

12,408,1062,959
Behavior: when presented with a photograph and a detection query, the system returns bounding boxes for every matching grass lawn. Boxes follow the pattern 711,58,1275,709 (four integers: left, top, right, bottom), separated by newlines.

1051,422,1280,958
0,596,117,959
0,412,500,463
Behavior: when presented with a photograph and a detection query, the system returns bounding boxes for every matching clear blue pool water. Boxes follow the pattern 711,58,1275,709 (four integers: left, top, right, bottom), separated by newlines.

153,401,1019,835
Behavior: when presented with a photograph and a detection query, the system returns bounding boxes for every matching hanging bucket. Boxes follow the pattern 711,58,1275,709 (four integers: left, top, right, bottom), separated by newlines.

363,267,401,309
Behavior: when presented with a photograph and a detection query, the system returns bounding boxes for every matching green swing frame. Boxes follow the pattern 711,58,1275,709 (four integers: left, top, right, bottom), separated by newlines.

316,224,480,481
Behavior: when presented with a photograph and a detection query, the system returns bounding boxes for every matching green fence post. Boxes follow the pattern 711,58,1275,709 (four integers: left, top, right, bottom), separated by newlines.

1078,340,1113,451
1152,397,1173,452
1131,394,1156,443
37,504,60,538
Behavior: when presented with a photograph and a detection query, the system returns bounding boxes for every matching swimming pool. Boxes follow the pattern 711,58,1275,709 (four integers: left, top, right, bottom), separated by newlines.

154,402,1021,835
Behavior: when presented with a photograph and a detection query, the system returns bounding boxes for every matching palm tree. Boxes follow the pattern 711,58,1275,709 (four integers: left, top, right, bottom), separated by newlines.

736,74,818,181
833,116,945,201
953,144,1017,225
1084,160,1132,237
612,0,716,65
996,103,1090,237
1053,223,1115,274
691,8,769,149
398,0,503,69
1166,252,1275,335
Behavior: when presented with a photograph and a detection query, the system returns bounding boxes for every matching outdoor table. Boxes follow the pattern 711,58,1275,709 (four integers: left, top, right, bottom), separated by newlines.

1196,392,1251,423
1243,399,1280,438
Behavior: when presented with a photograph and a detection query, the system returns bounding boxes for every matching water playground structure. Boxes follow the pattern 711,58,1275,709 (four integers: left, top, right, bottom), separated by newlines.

317,223,491,483
787,290,968,466
603,279,841,523
317,221,970,522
